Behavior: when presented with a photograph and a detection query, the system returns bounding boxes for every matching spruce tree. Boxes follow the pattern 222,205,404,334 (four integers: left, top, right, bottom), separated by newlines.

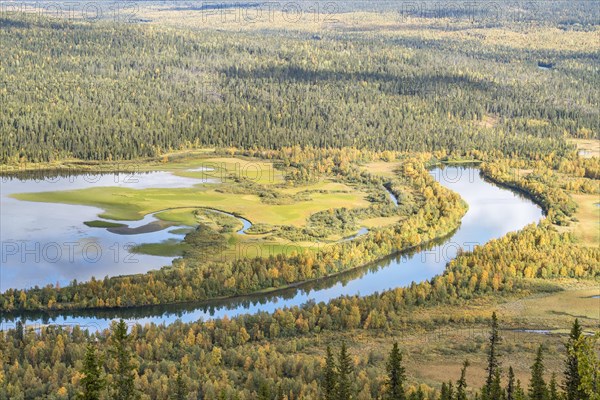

336,342,353,400
563,319,583,400
514,380,526,400
549,373,560,400
80,343,105,400
489,369,504,400
456,360,470,400
485,312,502,398
440,381,455,400
385,342,406,400
506,366,516,400
110,320,137,400
571,333,599,400
14,320,24,344
324,345,337,400
447,381,455,400
440,382,450,400
529,345,548,400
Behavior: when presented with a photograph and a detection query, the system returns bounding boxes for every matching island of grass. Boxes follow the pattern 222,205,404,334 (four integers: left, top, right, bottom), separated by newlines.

12,157,370,226
131,240,189,257
83,220,127,228
11,156,391,259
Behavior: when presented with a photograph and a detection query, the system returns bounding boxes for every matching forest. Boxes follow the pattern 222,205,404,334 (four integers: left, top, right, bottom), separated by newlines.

1,3,599,399
1,10,599,165
1,311,598,399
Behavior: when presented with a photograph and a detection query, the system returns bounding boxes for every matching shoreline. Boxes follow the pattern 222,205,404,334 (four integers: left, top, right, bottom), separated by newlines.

0,161,549,321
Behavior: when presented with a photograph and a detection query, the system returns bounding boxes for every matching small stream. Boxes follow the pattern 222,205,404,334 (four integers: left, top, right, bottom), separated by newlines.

385,185,399,206
206,209,252,234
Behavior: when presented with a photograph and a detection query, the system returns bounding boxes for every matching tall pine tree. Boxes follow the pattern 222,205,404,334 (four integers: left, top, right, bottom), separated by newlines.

110,320,137,400
80,343,105,400
506,366,516,400
529,345,548,400
440,382,450,400
456,360,470,400
440,381,454,400
563,319,584,400
484,312,502,399
385,342,406,400
336,342,353,400
488,369,504,400
324,345,337,400
571,333,599,400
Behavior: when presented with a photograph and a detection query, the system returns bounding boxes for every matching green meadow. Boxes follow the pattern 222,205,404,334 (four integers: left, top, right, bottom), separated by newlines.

13,179,369,226
12,156,375,257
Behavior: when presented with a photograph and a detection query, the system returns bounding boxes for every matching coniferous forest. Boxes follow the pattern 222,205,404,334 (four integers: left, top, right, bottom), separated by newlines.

0,1,599,399
1,7,598,165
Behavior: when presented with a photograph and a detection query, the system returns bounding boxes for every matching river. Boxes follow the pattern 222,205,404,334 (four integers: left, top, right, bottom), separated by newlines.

0,166,543,331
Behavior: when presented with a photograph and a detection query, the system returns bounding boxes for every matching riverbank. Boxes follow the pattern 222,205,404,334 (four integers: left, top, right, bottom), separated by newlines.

0,165,544,329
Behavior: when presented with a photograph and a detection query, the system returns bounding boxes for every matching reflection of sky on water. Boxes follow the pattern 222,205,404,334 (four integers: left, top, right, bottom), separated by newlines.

1,172,207,291
385,187,399,206
1,167,543,331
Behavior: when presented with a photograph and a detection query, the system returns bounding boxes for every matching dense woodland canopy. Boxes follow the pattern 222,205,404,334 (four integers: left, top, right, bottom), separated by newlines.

1,299,598,399
1,4,599,399
1,12,599,164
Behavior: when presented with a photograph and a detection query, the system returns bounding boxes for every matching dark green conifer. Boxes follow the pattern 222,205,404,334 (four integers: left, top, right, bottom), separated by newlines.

324,345,337,400
563,319,584,400
529,345,548,400
80,343,105,400
110,320,137,400
336,342,353,400
385,342,406,400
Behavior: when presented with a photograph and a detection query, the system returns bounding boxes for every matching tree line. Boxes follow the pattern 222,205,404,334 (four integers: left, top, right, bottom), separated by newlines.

1,312,597,399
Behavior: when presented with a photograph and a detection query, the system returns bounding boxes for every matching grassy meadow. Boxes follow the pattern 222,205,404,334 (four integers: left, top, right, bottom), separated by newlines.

11,155,378,259
12,157,368,225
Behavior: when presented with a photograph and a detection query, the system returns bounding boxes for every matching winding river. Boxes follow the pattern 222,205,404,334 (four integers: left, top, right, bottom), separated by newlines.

0,166,543,330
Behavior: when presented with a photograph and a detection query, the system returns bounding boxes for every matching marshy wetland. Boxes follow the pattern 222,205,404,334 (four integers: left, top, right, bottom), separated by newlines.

1,159,543,329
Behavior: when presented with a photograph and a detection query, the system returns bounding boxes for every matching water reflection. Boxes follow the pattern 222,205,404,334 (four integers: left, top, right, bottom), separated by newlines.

1,167,543,330
0,171,211,291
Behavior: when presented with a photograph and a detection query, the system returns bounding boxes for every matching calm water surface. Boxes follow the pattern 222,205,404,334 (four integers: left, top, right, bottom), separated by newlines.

0,167,543,330
0,171,212,291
